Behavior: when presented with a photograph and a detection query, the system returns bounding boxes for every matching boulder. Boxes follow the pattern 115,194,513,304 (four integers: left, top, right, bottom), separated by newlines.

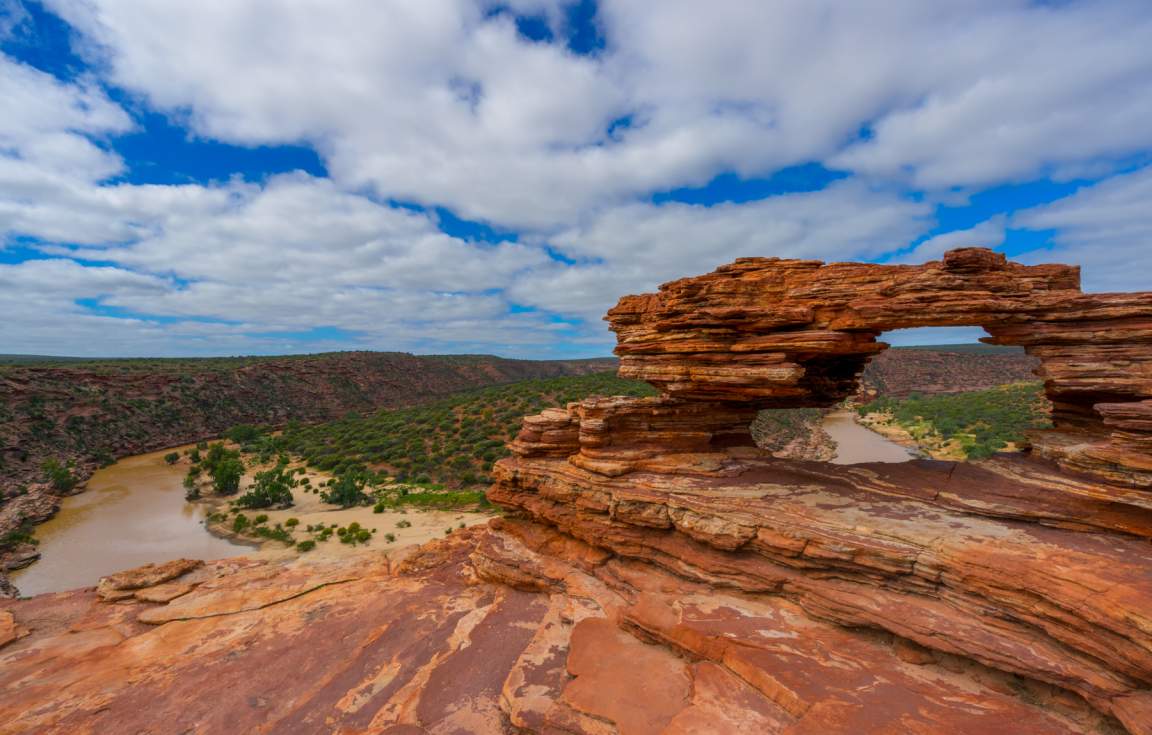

96,558,203,601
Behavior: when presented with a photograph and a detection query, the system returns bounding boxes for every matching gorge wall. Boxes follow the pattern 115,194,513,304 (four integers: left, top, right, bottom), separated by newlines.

860,345,1039,398
2,248,1150,734
0,352,617,495
0,352,614,588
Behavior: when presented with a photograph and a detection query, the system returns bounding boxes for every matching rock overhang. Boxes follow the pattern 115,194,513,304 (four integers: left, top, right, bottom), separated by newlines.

603,247,1152,487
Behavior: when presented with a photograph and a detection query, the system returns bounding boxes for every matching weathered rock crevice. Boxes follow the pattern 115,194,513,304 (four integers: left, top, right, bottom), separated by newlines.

486,249,1152,733
3,248,1151,734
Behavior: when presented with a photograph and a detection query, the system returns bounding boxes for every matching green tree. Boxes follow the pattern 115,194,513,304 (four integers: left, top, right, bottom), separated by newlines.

183,472,201,501
213,457,244,496
321,471,370,507
235,466,296,509
202,442,227,474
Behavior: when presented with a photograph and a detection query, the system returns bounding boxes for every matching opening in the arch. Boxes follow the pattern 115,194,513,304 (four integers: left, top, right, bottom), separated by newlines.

750,327,1054,465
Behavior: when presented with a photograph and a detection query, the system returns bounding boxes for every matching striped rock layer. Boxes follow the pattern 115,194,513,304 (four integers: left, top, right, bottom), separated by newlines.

3,248,1151,734
488,248,1152,733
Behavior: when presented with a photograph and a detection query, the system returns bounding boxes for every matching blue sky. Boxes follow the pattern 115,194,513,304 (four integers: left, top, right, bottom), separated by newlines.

1,0,1151,358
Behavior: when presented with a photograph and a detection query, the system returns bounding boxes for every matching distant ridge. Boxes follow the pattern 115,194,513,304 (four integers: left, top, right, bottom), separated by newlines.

0,352,616,497
889,343,1024,354
0,351,618,367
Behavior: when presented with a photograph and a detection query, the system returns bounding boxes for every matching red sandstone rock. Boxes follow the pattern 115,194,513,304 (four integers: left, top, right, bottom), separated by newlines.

4,248,1151,734
0,527,1117,734
132,581,196,604
606,247,1152,487
95,558,203,601
480,248,1152,733
0,610,19,648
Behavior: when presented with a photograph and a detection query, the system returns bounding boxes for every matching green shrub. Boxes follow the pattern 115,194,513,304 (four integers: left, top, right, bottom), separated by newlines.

396,519,412,529
0,523,38,553
225,424,263,444
163,452,180,465
183,476,201,501
253,524,293,545
42,458,77,492
232,514,250,533
297,539,316,552
285,518,299,527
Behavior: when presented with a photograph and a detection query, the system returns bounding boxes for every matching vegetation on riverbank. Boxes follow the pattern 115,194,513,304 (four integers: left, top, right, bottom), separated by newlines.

277,372,658,487
0,351,616,500
186,433,498,552
856,382,1052,459
167,372,657,553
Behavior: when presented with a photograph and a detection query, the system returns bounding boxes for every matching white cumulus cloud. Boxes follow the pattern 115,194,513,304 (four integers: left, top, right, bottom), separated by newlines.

1,0,1150,355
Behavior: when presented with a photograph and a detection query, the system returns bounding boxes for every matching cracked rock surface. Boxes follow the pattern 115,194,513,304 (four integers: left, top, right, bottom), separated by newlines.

3,249,1151,734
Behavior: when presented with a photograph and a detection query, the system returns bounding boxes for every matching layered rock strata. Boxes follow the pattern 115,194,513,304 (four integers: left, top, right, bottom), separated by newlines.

608,247,1152,488
487,248,1152,732
0,528,1134,734
3,248,1150,734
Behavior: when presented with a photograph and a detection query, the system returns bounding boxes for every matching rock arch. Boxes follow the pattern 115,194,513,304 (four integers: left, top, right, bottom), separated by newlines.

488,248,1152,732
606,247,1152,487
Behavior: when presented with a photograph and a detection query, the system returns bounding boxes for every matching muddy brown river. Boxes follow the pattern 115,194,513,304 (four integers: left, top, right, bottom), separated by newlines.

822,410,917,464
10,445,251,596
11,415,911,595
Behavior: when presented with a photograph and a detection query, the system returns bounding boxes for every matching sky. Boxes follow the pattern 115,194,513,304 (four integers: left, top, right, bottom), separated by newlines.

1,0,1151,359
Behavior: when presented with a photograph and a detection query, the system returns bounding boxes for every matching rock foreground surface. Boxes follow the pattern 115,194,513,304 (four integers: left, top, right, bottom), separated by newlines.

3,248,1152,734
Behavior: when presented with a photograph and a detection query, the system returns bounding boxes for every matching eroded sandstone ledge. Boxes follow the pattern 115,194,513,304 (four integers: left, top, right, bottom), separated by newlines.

2,248,1150,734
0,524,1138,734
486,248,1152,732
608,247,1152,488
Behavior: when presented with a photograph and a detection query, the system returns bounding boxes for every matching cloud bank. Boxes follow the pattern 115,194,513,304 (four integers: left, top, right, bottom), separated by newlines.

1,0,1150,356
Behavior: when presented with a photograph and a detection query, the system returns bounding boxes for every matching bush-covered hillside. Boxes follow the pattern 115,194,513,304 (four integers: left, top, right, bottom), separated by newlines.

860,345,1038,398
278,372,657,487
0,351,616,496
858,382,1052,459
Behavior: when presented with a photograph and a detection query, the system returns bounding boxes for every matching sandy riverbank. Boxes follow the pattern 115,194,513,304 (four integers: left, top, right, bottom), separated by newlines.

855,411,966,460
188,450,494,561
10,443,495,595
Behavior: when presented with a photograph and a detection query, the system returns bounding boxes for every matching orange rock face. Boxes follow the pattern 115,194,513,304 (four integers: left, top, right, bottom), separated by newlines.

0,526,1129,735
487,248,1152,732
608,247,1152,488
3,248,1151,734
